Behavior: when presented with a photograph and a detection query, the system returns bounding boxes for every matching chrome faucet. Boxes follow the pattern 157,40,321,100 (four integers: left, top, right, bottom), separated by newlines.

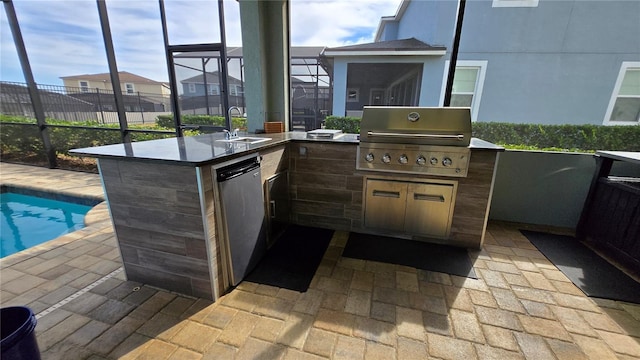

228,106,242,119
227,106,243,138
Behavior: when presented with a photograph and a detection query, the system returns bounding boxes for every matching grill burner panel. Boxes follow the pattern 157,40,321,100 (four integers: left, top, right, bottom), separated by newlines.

357,143,470,177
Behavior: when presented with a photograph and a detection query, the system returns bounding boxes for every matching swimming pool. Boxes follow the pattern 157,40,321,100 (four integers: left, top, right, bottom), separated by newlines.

0,189,98,258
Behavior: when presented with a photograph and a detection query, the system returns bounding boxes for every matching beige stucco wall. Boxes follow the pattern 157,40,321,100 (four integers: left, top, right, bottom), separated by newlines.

62,79,167,96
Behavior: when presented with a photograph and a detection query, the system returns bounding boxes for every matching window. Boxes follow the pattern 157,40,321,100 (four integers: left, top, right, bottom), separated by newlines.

188,83,196,93
208,84,219,95
347,88,359,102
451,68,478,107
79,81,89,93
492,0,539,8
125,83,135,94
230,85,244,96
604,62,640,125
440,61,487,121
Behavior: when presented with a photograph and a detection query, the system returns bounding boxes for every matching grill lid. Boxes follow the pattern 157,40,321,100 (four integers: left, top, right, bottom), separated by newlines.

359,107,472,147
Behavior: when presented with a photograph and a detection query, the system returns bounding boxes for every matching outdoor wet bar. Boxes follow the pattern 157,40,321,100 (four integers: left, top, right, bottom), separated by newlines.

578,151,640,276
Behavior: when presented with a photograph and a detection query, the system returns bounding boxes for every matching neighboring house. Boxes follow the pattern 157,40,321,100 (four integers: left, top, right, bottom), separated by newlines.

177,46,330,127
60,71,170,97
322,0,640,125
179,72,245,113
180,72,244,99
59,71,171,112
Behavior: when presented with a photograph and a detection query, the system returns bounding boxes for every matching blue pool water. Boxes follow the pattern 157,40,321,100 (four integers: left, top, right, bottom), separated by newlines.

0,192,93,258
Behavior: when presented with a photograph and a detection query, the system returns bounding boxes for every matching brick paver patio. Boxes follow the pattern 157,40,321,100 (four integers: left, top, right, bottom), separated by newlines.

1,162,639,359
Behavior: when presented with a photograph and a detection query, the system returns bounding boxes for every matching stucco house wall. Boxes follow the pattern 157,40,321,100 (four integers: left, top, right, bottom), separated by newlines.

331,0,640,125
60,71,169,97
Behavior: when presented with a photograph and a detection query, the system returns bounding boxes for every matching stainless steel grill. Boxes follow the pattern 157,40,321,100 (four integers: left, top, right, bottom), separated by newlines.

357,106,472,177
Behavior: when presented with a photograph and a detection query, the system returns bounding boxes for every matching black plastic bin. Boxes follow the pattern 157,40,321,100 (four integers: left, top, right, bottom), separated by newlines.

1,307,41,360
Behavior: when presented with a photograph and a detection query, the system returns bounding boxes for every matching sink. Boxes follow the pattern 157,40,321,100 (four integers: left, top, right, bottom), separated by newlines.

217,137,271,144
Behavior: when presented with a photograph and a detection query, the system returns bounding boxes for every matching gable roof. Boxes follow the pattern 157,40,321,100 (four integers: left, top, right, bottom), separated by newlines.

180,72,243,85
60,71,164,85
321,38,446,57
172,46,326,59
375,0,411,42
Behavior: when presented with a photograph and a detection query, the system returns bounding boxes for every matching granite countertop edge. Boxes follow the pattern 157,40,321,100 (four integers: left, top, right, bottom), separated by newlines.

70,132,503,167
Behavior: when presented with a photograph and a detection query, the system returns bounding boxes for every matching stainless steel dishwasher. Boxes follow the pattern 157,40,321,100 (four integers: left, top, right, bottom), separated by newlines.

216,155,267,286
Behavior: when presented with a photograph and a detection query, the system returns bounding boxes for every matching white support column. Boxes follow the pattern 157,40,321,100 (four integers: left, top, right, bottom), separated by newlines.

332,60,348,116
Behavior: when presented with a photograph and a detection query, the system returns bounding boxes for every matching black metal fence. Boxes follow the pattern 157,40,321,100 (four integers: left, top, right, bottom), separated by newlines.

0,81,172,124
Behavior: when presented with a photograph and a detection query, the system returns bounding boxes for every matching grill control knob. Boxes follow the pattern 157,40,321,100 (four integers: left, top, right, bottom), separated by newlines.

365,153,375,162
399,154,408,164
416,156,427,166
442,157,453,167
430,157,438,165
382,154,391,164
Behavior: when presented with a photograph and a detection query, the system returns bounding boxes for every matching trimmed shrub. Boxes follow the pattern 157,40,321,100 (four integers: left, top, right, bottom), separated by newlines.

323,115,640,152
157,114,247,130
324,116,361,134
471,122,640,152
0,115,176,159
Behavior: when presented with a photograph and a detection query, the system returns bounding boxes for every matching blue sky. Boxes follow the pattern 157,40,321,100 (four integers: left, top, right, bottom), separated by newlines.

0,0,400,86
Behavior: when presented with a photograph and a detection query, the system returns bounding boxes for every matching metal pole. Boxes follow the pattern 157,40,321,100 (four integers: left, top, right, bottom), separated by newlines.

202,58,211,115
96,0,130,143
443,0,466,107
137,91,144,123
96,88,105,124
217,0,231,130
159,0,183,137
3,0,57,168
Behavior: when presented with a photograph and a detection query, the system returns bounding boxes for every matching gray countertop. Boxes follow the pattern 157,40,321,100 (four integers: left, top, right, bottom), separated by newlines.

70,131,503,166
596,151,640,166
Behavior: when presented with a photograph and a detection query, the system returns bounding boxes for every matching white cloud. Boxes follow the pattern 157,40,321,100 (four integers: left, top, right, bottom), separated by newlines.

0,0,401,85
290,0,399,46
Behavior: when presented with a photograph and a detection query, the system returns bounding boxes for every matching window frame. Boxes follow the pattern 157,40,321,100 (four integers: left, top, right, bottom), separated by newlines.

188,83,196,93
347,88,360,103
125,83,135,94
79,80,89,93
439,60,488,122
208,84,220,96
603,61,640,126
492,0,539,8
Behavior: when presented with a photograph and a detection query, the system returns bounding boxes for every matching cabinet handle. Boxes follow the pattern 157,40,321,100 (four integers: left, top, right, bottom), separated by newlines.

372,190,401,198
414,194,445,202
270,200,276,218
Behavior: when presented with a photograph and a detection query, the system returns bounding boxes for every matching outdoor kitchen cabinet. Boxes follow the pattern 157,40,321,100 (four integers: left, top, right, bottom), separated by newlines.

265,171,290,247
364,178,457,239
259,145,290,246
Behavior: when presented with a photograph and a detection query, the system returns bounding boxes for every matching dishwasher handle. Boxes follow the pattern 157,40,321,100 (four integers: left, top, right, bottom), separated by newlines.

217,158,260,182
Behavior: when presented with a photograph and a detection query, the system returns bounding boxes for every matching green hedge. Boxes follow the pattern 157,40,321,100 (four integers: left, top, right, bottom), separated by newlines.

324,116,361,134
323,116,640,152
472,122,640,152
157,114,247,130
0,115,177,160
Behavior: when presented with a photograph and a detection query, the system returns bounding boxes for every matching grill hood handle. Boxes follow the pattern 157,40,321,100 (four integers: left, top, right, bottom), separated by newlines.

366,131,465,141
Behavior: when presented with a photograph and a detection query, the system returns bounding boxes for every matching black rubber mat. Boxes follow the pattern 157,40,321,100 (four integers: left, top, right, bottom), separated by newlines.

521,230,640,304
244,225,334,292
343,232,477,279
